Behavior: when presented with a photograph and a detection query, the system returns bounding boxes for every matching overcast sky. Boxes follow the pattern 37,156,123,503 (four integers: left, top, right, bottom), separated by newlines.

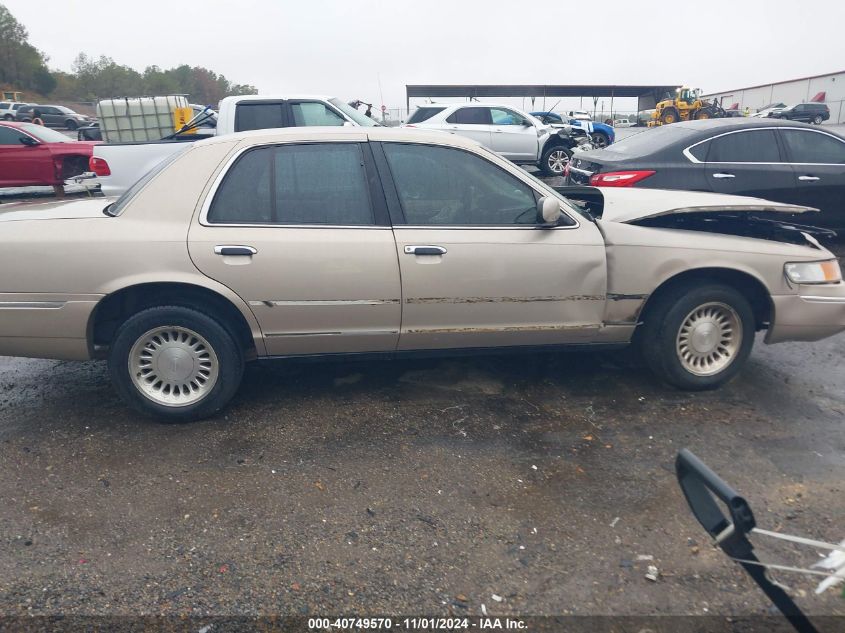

5,0,844,113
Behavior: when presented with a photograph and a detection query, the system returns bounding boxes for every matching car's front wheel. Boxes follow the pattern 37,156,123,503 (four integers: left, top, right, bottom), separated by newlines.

540,144,572,176
639,284,755,390
591,131,610,148
65,120,78,130
108,306,244,422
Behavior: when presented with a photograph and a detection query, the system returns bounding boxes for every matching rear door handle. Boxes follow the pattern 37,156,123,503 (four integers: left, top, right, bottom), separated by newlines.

798,175,820,182
712,173,735,179
404,245,447,256
214,245,257,256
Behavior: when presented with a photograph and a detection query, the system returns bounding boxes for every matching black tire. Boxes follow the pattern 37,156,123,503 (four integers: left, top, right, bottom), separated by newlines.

638,284,755,391
2,114,13,121
592,131,610,148
108,306,244,422
694,107,715,120
812,115,823,125
540,144,572,177
660,107,680,124
65,120,78,130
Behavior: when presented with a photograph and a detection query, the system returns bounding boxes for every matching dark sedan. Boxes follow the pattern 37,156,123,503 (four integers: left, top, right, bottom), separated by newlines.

564,119,845,229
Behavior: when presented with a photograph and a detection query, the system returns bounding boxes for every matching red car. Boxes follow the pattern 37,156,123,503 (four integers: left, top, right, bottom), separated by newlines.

0,121,99,189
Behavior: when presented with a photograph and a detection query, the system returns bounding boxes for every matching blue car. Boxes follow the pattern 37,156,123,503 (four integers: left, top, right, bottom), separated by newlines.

530,111,615,148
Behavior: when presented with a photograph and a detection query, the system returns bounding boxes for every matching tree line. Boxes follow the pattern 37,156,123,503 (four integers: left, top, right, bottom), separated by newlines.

0,4,258,104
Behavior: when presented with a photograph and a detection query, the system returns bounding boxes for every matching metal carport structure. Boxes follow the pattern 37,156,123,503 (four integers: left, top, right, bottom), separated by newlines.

405,84,681,115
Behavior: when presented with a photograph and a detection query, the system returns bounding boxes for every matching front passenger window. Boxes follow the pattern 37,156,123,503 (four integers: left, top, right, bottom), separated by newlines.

290,102,346,126
383,143,546,226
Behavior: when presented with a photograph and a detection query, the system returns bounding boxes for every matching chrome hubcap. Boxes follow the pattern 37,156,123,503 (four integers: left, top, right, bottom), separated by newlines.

593,135,607,148
129,326,219,407
548,150,569,173
676,302,742,376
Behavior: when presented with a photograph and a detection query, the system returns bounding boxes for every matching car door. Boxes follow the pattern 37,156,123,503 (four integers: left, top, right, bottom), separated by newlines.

698,128,795,200
779,127,845,229
188,138,402,356
488,107,539,162
443,107,494,148
40,107,59,127
374,141,608,351
0,125,51,186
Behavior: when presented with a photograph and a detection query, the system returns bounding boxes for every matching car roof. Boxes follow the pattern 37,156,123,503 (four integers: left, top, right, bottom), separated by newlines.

672,118,829,131
195,125,482,150
219,95,336,104
417,102,528,111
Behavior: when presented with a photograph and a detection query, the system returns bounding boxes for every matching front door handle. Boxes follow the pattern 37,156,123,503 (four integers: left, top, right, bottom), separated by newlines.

798,175,820,182
214,245,257,256
712,172,735,179
404,245,447,256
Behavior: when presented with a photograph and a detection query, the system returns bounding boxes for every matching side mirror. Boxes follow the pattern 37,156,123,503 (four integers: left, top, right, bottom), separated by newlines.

19,136,39,146
522,120,533,127
537,196,562,225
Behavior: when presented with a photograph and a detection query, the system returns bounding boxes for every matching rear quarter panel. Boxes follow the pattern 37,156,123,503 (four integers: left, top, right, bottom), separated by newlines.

0,140,261,360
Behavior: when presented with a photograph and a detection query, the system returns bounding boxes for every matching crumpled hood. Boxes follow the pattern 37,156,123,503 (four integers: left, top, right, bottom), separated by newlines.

595,187,817,224
0,196,118,222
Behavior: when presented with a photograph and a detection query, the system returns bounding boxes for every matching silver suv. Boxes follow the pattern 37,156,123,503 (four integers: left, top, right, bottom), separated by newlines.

404,103,590,176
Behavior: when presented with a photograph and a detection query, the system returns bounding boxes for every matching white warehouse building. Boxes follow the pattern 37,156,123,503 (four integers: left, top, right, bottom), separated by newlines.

704,69,845,124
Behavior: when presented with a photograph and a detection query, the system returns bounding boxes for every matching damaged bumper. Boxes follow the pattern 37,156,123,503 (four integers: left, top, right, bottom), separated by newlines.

767,286,845,343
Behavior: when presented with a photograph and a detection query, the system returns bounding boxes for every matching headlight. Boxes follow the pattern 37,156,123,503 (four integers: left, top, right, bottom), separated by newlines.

784,260,842,284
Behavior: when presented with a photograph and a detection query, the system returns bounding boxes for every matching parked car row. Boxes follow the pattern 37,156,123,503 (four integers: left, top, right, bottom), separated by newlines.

8,104,94,130
1,126,843,421
564,118,845,229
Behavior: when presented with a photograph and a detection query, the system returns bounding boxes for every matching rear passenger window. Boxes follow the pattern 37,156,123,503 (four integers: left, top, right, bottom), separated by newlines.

446,107,492,125
687,140,709,162
290,102,345,126
235,103,285,132
707,130,780,163
208,143,374,225
781,130,845,164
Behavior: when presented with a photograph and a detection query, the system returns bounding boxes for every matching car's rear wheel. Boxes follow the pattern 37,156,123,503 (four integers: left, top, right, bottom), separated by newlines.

639,284,755,390
812,115,823,125
540,145,572,176
108,306,244,422
2,114,12,121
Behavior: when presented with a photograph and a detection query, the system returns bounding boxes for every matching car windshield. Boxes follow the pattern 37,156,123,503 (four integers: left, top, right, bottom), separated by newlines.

598,125,698,157
328,98,380,127
18,123,70,143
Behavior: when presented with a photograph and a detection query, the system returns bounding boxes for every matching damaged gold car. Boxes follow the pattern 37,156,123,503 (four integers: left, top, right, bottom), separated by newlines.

1,128,843,421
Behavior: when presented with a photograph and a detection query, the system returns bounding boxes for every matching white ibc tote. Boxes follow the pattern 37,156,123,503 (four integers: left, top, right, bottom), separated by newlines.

96,95,189,142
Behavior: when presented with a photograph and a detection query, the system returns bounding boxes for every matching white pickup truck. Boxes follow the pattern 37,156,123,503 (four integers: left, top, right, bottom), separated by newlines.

89,95,379,195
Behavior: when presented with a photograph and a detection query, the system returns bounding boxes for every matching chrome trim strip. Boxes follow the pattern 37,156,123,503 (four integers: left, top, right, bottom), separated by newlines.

0,301,66,309
799,295,845,304
250,299,400,307
265,329,399,337
683,126,845,165
393,225,577,231
567,165,594,176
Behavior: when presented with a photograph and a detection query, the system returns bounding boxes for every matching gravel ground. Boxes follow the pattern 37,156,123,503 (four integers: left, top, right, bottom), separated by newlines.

0,319,843,623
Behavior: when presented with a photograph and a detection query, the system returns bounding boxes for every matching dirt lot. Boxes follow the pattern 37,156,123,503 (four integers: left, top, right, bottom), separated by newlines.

1,262,844,626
